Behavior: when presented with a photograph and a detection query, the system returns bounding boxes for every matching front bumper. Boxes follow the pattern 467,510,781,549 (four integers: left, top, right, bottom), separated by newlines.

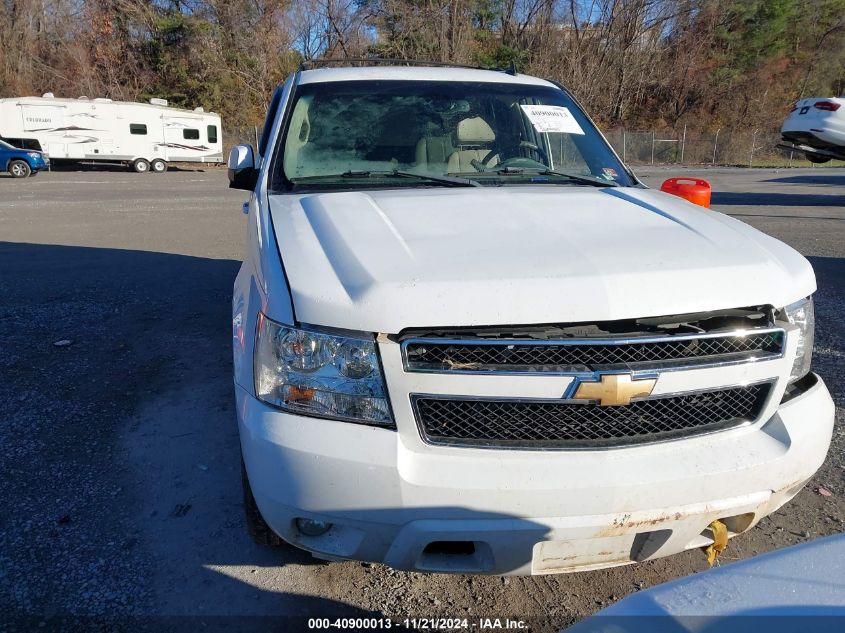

237,373,834,575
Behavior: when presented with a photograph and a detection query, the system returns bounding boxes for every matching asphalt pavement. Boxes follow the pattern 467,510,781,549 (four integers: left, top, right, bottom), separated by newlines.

1,165,843,631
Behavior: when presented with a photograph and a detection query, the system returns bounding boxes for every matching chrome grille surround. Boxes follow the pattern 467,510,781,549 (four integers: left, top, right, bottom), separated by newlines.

412,382,773,449
402,328,785,374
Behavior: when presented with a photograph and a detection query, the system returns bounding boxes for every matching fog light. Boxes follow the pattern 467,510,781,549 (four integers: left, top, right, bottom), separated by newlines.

295,518,332,536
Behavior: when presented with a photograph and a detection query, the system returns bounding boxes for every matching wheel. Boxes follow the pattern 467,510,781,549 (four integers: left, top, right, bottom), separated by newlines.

150,159,167,173
805,154,831,164
242,458,285,547
8,160,31,178
131,158,150,173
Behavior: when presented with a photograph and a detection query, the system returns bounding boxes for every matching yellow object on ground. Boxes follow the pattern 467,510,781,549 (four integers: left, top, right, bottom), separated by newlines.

705,519,729,566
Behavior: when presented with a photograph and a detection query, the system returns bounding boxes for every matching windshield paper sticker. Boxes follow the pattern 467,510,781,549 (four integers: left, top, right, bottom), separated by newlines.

520,105,584,135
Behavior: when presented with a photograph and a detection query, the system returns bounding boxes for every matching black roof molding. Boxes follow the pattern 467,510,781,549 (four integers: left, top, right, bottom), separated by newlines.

298,58,511,73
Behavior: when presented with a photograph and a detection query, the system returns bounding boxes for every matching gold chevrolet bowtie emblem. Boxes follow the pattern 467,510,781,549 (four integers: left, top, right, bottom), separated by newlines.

572,374,657,406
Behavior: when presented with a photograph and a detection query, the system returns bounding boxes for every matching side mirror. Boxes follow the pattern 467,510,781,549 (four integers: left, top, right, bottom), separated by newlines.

660,177,711,208
228,144,259,191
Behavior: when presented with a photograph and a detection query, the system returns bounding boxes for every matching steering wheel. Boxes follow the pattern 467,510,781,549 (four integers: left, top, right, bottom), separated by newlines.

518,140,549,165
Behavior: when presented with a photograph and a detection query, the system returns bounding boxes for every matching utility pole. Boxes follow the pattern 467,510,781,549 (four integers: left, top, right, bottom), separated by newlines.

749,129,758,167
651,130,655,165
622,130,627,162
712,129,720,165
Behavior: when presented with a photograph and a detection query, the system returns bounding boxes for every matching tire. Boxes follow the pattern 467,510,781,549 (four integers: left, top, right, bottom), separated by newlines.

242,458,285,547
131,158,150,173
150,159,167,173
8,160,31,178
805,154,831,164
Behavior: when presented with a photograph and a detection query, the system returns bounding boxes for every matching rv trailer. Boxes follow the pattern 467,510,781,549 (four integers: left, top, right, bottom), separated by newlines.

0,94,223,172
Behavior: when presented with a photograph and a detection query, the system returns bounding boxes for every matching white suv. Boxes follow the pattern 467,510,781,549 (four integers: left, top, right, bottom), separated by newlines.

228,63,833,575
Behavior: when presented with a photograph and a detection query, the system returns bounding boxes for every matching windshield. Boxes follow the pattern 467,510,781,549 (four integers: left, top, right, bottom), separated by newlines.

0,140,13,150
271,80,633,191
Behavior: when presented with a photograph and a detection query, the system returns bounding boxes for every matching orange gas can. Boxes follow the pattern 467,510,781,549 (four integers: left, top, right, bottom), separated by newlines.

660,177,711,208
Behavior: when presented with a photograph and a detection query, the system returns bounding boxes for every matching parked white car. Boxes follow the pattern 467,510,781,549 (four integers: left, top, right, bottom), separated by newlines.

780,96,845,162
229,62,834,576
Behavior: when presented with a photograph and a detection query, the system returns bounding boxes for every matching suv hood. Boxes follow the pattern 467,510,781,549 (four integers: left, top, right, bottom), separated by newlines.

268,186,815,333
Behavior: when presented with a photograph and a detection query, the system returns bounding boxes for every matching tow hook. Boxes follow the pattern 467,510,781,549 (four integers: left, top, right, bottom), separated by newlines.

704,519,728,566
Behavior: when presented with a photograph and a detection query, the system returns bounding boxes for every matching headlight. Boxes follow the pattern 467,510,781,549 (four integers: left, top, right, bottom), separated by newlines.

782,297,814,383
254,314,393,426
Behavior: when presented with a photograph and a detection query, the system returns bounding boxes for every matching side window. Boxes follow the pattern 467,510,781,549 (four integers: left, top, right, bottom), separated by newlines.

207,125,218,144
183,129,200,140
130,124,147,135
5,138,43,151
259,84,285,157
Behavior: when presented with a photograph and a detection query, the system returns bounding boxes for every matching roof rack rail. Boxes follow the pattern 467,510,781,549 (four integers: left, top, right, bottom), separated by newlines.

298,58,513,74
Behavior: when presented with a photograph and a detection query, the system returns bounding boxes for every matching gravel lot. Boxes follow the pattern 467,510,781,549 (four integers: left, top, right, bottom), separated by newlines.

1,165,843,631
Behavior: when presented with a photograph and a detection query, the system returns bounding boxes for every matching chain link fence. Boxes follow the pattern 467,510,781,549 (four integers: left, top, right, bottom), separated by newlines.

221,123,842,168
224,125,263,157
603,127,844,167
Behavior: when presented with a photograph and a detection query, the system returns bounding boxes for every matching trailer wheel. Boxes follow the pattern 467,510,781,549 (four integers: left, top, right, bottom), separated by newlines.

805,154,831,164
132,158,150,173
150,159,167,173
8,160,31,178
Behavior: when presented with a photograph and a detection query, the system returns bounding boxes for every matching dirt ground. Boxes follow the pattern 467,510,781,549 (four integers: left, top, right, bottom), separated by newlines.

1,165,843,632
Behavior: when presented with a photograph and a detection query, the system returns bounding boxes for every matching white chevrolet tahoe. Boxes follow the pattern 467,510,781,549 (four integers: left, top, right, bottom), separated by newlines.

228,63,834,575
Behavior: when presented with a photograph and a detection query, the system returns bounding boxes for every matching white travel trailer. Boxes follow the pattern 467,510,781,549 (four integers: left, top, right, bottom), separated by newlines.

0,94,223,172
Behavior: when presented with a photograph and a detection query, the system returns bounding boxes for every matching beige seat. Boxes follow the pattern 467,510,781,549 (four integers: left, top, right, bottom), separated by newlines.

415,134,454,170
446,117,499,173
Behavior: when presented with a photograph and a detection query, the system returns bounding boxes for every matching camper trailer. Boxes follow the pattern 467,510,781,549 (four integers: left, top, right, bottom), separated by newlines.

0,94,223,172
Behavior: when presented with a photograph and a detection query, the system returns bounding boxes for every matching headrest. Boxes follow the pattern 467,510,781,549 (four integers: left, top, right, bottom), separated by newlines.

455,117,495,144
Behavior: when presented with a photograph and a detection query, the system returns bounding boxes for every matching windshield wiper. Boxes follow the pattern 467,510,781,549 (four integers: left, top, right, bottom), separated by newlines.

336,169,480,187
391,170,481,187
491,167,618,187
538,169,619,187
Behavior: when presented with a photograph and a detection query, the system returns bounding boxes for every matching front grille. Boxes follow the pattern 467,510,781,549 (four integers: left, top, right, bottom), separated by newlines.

404,330,784,373
413,383,770,448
